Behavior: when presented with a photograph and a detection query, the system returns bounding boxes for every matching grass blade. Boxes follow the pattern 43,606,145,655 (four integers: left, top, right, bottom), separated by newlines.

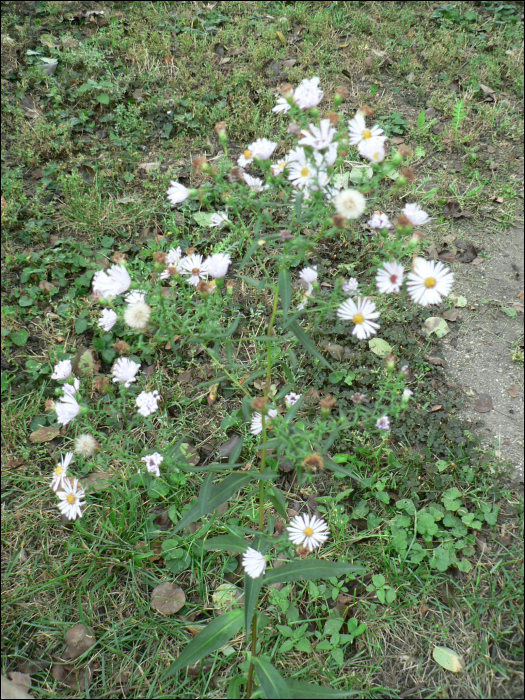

253,656,292,699
264,560,365,585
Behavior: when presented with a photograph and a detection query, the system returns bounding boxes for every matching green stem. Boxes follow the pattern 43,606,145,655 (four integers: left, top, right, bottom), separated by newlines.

245,612,258,699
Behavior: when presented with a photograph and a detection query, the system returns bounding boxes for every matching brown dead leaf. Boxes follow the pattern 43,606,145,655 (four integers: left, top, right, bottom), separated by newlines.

217,435,242,459
513,302,524,314
474,393,493,413
229,48,244,56
7,672,31,690
458,244,478,263
52,662,93,692
207,383,219,405
420,603,430,617
1,675,34,699
20,96,40,119
320,341,345,361
65,623,96,660
151,583,186,615
471,257,484,265
517,291,524,300
283,58,297,68
427,243,439,260
425,355,445,367
7,457,25,469
29,427,60,443
78,165,95,185
188,662,214,678
81,472,113,492
138,162,159,173
219,56,230,65
507,385,520,398
430,405,443,412
438,249,456,264
437,581,456,606
213,43,225,57
443,309,460,322
443,200,471,218
479,83,495,95
177,370,193,384
38,280,54,294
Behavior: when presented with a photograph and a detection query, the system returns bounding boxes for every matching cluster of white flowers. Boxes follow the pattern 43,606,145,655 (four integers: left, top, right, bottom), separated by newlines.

141,452,164,478
160,248,232,286
49,452,86,520
242,513,330,579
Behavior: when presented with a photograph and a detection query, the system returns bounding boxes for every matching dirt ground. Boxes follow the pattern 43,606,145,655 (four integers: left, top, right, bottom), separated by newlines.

440,212,524,481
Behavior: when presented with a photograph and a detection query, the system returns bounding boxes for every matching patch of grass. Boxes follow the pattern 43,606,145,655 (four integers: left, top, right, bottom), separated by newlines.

1,1,523,698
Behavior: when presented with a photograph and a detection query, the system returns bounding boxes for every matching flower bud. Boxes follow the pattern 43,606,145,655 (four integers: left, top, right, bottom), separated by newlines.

401,388,413,406
326,112,341,125
192,156,209,172
397,175,408,187
309,107,319,119
386,353,397,372
296,546,310,559
154,251,166,265
401,167,416,182
391,151,403,167
45,398,56,413
278,83,294,98
225,280,235,294
398,144,413,158
214,121,227,140
196,280,216,295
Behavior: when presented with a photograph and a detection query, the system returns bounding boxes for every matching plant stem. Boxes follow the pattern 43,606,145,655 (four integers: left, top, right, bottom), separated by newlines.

245,612,258,699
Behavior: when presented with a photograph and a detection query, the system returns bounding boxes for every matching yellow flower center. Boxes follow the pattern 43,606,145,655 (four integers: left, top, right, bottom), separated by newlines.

244,149,252,159
55,465,63,476
300,167,310,178
67,494,76,505
362,129,372,140
425,277,437,288
353,313,365,325
304,526,314,537
192,267,200,275
373,152,380,160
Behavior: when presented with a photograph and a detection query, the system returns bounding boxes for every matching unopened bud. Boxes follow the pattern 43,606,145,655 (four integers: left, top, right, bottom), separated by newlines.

397,175,408,187
302,453,324,473
168,265,180,278
229,167,244,183
214,121,227,138
113,340,131,355
45,398,56,413
287,122,301,135
401,388,413,405
331,215,347,229
401,167,416,182
225,280,235,294
391,151,403,167
112,252,126,265
309,107,319,119
251,397,268,413
334,85,349,106
320,394,337,414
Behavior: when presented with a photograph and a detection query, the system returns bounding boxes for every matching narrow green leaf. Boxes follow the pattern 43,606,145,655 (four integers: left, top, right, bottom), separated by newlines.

264,560,365,585
163,609,244,678
279,269,292,320
197,474,213,510
202,535,248,553
286,680,359,698
287,321,331,369
324,457,364,484
267,487,287,520
173,473,254,533
253,657,291,699
417,109,426,129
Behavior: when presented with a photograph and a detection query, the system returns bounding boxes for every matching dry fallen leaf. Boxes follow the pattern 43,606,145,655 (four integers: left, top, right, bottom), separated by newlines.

438,249,456,264
29,427,60,443
430,405,443,412
65,624,96,660
151,583,186,615
1,675,34,699
425,355,445,367
443,309,460,322
433,646,465,673
474,393,493,413
507,385,520,398
217,435,242,459
458,244,478,263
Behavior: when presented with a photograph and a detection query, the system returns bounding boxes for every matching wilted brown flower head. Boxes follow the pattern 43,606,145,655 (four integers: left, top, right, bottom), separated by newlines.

228,167,245,183
153,251,166,265
320,394,337,412
251,397,268,413
335,85,350,100
409,230,426,243
113,340,131,355
326,112,341,125
196,280,216,295
214,121,227,136
278,82,294,97
112,252,126,265
225,280,235,293
45,398,56,413
192,156,207,171
287,121,301,136
358,104,376,117
92,376,111,394
302,453,325,472
332,214,347,229
398,144,413,158
401,167,416,182
296,545,310,559
397,214,411,228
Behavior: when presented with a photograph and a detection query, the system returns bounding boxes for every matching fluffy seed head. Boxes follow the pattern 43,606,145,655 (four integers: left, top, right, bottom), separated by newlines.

333,188,366,219
124,302,151,330
75,434,99,457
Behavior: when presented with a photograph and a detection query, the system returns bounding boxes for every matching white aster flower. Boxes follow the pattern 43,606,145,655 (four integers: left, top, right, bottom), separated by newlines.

252,138,278,161
179,254,210,286
288,159,316,189
272,95,292,114
160,247,183,280
310,169,331,193
56,477,86,521
299,266,318,286
124,301,151,330
56,393,81,426
402,389,414,404
136,390,160,417
51,360,72,381
314,143,338,168
271,158,288,176
299,119,336,150
125,290,146,304
342,278,359,295
294,77,324,110
112,357,141,387
407,258,454,306
62,377,80,397
401,364,410,375
51,452,74,491
75,433,99,457
376,262,404,294
141,452,163,478
368,212,393,229
402,203,430,227
167,181,190,206
358,138,386,163
206,253,231,279
242,548,267,579
337,297,380,340
333,188,366,219
210,212,230,229
92,264,131,300
285,392,302,407
243,173,269,191
348,112,385,146
376,415,390,431
287,513,329,552
250,408,278,436
98,308,118,332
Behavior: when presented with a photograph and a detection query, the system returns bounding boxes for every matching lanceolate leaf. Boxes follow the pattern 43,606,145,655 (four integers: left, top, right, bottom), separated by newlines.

287,321,332,369
173,473,255,533
253,657,291,699
263,560,365,586
279,268,292,320
163,609,244,678
202,535,248,553
324,457,363,484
